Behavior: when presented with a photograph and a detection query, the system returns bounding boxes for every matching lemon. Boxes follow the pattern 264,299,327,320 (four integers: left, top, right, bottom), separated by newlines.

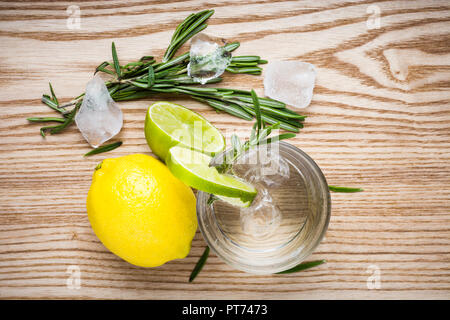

145,101,225,160
87,154,197,268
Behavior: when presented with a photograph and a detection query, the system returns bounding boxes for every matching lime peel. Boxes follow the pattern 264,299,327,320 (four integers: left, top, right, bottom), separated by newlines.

166,146,257,203
145,101,225,160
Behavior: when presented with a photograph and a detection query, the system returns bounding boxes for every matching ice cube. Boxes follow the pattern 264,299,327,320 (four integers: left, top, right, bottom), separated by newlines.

75,75,123,148
187,33,232,84
264,61,316,109
240,185,281,239
233,143,290,187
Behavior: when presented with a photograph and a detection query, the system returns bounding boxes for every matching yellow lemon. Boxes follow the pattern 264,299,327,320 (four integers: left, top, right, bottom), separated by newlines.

87,154,197,267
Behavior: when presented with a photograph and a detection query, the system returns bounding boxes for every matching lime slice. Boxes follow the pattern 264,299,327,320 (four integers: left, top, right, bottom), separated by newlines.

216,195,253,208
145,101,225,160
166,146,257,203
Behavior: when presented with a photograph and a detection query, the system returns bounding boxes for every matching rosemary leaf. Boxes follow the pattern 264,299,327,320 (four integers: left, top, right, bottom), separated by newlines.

49,83,58,105
27,117,65,123
237,103,300,132
329,185,364,193
260,133,296,145
167,23,207,61
249,122,257,142
233,93,286,109
260,113,300,132
48,102,80,135
257,122,280,142
41,95,64,114
229,62,259,67
231,56,260,62
147,65,155,88
231,134,242,154
193,97,253,121
84,141,123,157
189,246,210,282
39,125,56,137
139,55,154,62
164,9,214,62
111,42,121,79
108,84,120,95
276,260,326,274
154,52,190,72
95,61,115,75
251,89,262,133
224,42,240,52
171,13,195,42
226,66,262,74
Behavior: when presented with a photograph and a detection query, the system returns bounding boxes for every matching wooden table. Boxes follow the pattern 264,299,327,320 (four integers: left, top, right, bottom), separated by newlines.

0,0,449,300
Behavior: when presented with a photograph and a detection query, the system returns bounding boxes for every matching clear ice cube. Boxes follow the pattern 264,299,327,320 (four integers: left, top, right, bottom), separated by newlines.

75,75,123,148
264,61,316,109
187,33,232,84
240,184,281,239
233,143,290,187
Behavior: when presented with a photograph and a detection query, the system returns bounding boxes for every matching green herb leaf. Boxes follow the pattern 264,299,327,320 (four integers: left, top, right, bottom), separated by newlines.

95,61,114,75
27,117,65,123
231,134,242,154
329,185,364,193
84,141,123,157
251,89,262,134
111,42,121,79
257,122,279,143
207,194,217,206
276,260,326,274
49,83,59,105
224,42,240,52
43,102,80,136
147,65,155,88
163,10,214,62
189,246,210,282
260,133,296,145
41,95,64,114
249,122,257,143
231,56,260,63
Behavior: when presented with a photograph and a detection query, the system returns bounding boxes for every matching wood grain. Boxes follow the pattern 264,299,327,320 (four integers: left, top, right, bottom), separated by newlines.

0,0,449,299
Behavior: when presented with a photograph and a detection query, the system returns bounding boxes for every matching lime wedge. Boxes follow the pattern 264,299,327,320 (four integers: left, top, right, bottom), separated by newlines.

216,195,253,208
145,101,225,160
166,146,257,203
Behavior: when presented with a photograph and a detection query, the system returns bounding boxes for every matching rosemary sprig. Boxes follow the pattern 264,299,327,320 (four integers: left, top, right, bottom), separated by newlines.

84,141,123,157
111,42,121,79
275,259,326,274
164,9,214,62
49,82,59,106
189,246,210,282
32,10,306,143
41,83,66,115
329,185,364,193
213,89,295,175
39,102,80,137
